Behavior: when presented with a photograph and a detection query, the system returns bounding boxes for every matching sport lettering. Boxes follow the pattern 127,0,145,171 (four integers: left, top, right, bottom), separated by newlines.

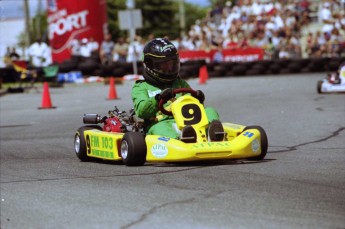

49,10,88,39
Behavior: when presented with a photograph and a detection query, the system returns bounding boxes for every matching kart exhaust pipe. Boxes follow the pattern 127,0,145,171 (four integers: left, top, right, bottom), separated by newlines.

83,114,102,124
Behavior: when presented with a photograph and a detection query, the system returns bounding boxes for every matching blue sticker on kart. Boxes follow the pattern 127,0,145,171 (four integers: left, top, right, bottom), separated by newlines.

158,137,170,142
243,132,254,138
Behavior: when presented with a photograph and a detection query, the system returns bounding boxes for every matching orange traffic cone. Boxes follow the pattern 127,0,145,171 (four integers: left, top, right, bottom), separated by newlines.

107,77,118,100
38,82,56,109
199,65,209,85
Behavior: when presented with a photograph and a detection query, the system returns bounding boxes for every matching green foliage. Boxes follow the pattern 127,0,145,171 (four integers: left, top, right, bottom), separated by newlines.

106,0,208,40
18,0,209,47
30,13,48,43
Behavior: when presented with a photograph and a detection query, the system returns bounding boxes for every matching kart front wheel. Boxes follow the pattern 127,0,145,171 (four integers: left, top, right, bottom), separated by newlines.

74,125,102,161
244,126,268,160
120,132,147,166
317,80,323,94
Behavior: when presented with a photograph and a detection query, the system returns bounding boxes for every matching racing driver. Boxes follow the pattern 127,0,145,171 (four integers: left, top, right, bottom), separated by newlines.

131,38,224,143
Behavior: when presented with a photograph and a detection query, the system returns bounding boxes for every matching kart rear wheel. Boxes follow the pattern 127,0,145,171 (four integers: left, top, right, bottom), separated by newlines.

244,126,268,160
120,132,147,166
74,125,102,161
317,80,323,94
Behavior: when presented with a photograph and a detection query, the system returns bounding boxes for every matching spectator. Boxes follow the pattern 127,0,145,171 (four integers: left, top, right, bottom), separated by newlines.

9,47,20,60
3,47,12,67
28,37,52,67
320,2,334,35
99,34,114,65
213,45,224,63
127,35,144,63
328,27,343,57
87,37,99,54
79,38,92,57
210,3,223,26
70,38,80,56
113,37,128,63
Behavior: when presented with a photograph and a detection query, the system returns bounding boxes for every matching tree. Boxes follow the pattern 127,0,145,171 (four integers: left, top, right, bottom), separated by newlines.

106,0,208,40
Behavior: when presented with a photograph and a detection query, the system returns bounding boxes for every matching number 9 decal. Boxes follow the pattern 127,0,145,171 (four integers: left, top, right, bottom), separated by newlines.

182,104,202,125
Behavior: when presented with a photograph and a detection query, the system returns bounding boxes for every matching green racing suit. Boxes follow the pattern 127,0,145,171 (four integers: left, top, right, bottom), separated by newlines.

131,77,220,139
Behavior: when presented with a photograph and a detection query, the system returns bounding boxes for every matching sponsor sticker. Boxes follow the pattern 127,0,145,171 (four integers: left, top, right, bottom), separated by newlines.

252,139,260,153
151,143,168,158
244,132,254,138
158,137,170,142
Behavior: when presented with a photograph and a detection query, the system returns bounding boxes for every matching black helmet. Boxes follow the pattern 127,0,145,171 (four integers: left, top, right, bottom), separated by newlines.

142,38,180,85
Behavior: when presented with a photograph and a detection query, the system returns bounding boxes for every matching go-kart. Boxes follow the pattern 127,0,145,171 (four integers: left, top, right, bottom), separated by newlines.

74,88,268,166
317,66,345,93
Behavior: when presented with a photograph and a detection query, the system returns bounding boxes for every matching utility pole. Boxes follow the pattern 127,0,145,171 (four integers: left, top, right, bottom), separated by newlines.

178,0,186,38
126,0,138,75
36,0,42,37
24,0,31,51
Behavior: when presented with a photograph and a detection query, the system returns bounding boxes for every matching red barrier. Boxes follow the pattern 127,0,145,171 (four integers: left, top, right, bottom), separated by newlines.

179,50,212,63
179,47,264,63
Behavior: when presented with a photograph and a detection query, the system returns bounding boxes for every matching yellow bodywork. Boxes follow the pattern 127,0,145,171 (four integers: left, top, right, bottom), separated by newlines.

83,122,262,162
145,126,262,162
84,130,124,160
83,94,263,162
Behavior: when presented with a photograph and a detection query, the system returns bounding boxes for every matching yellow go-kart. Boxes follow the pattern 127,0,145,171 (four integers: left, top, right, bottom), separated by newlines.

74,88,268,166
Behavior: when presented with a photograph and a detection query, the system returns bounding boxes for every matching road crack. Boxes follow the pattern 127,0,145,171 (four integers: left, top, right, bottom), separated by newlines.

269,127,345,153
119,191,225,229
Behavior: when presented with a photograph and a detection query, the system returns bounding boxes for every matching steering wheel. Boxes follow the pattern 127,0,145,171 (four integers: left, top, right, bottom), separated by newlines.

158,88,198,116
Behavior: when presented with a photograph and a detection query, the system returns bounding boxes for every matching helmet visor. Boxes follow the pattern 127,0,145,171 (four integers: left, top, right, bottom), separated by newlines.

153,57,180,75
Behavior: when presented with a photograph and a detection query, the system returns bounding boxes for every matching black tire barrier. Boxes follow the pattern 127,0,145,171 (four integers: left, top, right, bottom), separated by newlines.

279,68,292,74
274,59,291,68
78,59,99,76
232,65,247,76
268,64,280,74
213,65,227,76
225,70,236,77
249,63,266,74
112,68,126,77
206,62,217,72
0,67,17,83
287,62,301,73
59,60,78,73
186,65,200,78
93,68,106,77
7,87,24,93
308,58,327,72
100,63,116,75
3,57,344,83
246,69,263,76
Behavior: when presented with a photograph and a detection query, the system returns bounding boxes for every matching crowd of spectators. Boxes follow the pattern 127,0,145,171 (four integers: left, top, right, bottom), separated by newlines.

70,0,345,65
3,0,344,70
69,33,149,65
98,0,345,64
178,0,345,60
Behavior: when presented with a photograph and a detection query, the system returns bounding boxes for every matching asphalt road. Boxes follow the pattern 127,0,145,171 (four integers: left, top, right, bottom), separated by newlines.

1,73,344,229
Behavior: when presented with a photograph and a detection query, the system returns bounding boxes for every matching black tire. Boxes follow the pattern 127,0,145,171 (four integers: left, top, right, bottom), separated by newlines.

243,126,268,160
120,132,147,166
74,125,102,161
317,80,323,94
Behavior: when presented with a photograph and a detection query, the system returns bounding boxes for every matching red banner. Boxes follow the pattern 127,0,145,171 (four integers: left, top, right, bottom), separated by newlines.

179,50,213,63
179,47,265,63
47,0,108,63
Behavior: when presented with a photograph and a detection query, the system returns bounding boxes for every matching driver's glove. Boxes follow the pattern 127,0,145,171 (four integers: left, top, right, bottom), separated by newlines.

155,88,175,101
195,90,205,104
